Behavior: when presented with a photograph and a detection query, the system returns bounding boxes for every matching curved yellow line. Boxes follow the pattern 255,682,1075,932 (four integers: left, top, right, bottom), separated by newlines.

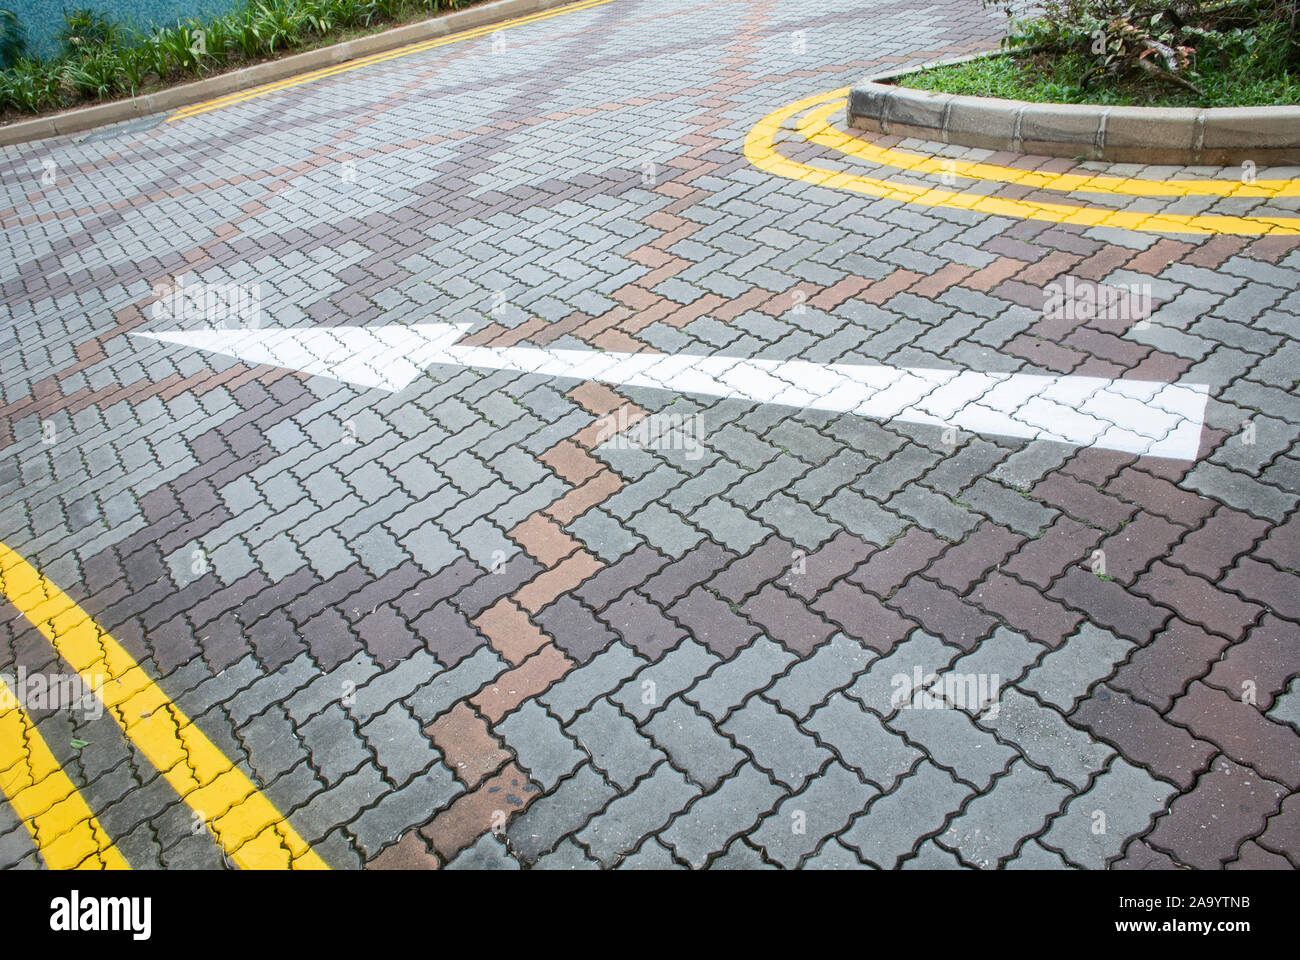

746,88,1300,236
799,99,1300,199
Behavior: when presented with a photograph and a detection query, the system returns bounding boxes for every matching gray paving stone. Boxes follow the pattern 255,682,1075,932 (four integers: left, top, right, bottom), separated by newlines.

539,641,648,723
506,764,617,864
747,761,878,868
566,698,665,791
495,701,583,790
804,692,923,792
939,758,1070,867
657,763,787,868
902,838,968,869
765,632,876,720
720,696,831,790
841,762,975,868
576,762,700,867
804,838,870,870
1020,623,1135,712
887,702,1017,790
978,688,1113,790
613,836,685,870
1039,758,1178,868
359,703,439,788
445,831,521,870
684,637,796,721
348,761,462,858
610,638,721,722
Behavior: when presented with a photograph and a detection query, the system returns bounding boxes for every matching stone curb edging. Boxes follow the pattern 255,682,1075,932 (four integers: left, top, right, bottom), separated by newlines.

0,0,585,149
847,54,1300,166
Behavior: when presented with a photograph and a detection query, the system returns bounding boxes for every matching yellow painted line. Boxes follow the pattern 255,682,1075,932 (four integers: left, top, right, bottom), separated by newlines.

0,678,129,869
0,543,327,870
168,0,614,121
798,98,1300,199
746,88,1300,236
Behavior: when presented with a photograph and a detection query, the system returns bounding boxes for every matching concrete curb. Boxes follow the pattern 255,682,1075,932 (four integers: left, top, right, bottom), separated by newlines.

848,55,1300,165
0,0,586,148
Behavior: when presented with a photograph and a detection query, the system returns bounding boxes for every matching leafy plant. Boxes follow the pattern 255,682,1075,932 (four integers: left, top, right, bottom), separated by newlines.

57,7,121,55
0,8,26,70
63,46,124,98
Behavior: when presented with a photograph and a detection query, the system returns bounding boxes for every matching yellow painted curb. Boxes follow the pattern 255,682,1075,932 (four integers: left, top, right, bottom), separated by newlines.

0,677,129,869
747,88,1300,236
168,0,614,121
801,99,1300,200
0,543,327,870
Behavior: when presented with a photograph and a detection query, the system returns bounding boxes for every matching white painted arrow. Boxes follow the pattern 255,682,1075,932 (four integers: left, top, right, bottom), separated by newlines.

131,323,1209,460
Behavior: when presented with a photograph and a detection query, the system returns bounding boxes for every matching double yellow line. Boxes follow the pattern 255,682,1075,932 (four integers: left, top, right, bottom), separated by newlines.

0,543,326,870
747,87,1300,235
168,0,615,122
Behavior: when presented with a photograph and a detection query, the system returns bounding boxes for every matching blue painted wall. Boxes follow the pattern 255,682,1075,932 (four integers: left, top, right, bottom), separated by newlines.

5,0,243,60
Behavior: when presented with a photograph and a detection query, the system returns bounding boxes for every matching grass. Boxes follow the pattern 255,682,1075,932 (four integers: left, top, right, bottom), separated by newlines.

896,50,1300,109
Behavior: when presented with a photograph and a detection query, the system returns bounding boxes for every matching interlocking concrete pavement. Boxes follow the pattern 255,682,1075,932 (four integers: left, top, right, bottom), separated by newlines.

1,0,1298,870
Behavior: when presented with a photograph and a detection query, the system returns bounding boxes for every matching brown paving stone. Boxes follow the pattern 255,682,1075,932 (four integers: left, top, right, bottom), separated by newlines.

598,591,687,660
968,572,1083,648
1255,793,1300,864
1169,684,1300,789
918,521,1026,594
1091,512,1185,585
1203,615,1300,711
1227,840,1293,869
473,598,551,666
471,645,574,723
1107,467,1215,527
539,439,604,486
708,535,797,603
574,543,670,611
887,576,996,652
638,541,736,606
811,580,913,655
964,256,1028,291
910,263,974,299
1112,839,1179,870
1167,508,1269,581
1110,617,1230,712
1033,473,1137,531
740,583,836,656
508,513,581,568
667,587,761,659
425,702,510,789
1221,557,1300,622
1133,561,1263,640
544,469,624,525
366,830,440,869
782,530,874,601
1255,511,1300,570
411,601,488,669
535,595,618,664
1072,685,1216,789
1146,755,1288,869
420,762,538,862
857,269,923,305
1126,238,1196,275
1049,567,1170,644
514,550,603,614
847,527,946,597
1003,516,1105,590
356,604,419,669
